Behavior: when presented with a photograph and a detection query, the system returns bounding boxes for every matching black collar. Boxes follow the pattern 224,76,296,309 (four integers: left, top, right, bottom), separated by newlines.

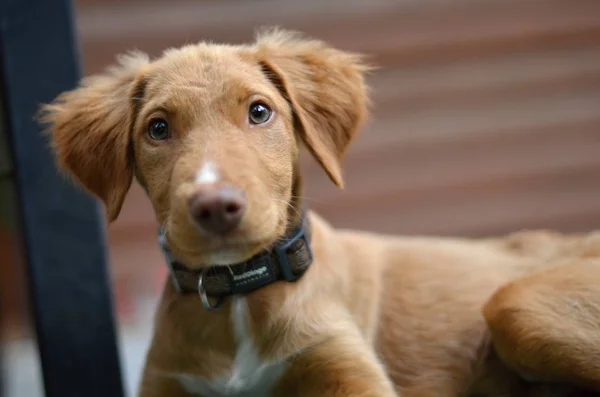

158,215,313,311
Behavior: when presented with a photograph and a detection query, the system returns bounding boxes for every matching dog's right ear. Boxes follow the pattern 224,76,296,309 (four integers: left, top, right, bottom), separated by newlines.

254,29,371,188
39,52,149,221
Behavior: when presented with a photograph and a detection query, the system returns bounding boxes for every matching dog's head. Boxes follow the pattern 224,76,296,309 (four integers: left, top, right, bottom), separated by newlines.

40,29,370,267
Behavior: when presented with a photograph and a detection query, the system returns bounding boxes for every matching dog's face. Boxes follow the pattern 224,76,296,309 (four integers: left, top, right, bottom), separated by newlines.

131,46,299,266
41,29,369,267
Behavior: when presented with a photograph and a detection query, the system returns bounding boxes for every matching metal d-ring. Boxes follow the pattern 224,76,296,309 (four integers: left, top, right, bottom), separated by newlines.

198,267,224,312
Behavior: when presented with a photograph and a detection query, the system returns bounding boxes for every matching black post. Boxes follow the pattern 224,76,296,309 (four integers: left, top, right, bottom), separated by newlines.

0,0,126,396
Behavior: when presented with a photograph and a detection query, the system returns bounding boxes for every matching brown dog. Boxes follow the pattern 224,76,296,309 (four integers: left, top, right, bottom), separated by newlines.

41,29,600,397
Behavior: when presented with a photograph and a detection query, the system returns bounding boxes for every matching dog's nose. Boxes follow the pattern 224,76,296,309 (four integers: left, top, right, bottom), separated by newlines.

188,186,246,235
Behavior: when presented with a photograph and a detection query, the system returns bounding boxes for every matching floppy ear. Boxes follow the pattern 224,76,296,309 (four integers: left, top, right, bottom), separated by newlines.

39,52,149,221
254,29,371,188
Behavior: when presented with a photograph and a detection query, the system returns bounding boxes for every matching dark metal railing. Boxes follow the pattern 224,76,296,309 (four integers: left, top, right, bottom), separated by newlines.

0,0,125,395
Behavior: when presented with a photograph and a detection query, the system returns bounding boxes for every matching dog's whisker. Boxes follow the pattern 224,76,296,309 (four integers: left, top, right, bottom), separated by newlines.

272,198,304,223
290,195,321,204
208,266,220,277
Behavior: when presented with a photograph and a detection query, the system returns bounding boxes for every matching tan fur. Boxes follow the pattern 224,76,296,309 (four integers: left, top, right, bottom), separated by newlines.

41,29,600,397
40,52,149,221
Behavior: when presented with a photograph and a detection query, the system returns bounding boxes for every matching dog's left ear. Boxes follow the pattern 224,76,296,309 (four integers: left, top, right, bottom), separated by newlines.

255,29,371,188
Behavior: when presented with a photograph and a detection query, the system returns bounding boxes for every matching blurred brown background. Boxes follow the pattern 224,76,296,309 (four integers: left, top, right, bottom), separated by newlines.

1,0,599,395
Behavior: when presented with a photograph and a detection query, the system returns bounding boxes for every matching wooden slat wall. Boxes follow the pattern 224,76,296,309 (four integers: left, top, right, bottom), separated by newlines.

71,0,600,290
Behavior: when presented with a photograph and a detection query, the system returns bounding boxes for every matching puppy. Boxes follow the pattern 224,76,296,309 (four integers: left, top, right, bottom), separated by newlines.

41,29,600,397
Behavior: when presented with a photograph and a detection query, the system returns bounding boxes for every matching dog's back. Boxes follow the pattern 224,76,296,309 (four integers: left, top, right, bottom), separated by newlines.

334,228,600,396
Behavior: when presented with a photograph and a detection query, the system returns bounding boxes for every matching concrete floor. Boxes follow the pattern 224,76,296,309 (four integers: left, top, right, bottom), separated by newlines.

3,297,158,397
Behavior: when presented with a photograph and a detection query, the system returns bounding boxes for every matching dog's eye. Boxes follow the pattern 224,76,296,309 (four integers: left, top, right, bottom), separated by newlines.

148,119,170,141
248,102,272,125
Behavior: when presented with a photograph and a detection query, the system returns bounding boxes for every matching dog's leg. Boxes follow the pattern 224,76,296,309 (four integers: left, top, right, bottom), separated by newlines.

137,365,195,397
137,379,192,397
483,260,600,390
273,331,398,397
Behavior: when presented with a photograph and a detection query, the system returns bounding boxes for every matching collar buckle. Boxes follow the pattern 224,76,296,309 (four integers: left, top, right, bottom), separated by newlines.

273,225,313,282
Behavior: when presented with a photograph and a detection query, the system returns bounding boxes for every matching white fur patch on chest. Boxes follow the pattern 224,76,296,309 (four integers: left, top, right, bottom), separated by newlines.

174,297,286,397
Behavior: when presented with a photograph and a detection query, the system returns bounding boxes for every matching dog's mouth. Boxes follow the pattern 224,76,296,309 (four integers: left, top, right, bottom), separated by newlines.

165,229,284,267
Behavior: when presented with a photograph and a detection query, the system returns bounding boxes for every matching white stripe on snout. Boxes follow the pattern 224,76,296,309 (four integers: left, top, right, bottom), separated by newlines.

195,162,219,184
